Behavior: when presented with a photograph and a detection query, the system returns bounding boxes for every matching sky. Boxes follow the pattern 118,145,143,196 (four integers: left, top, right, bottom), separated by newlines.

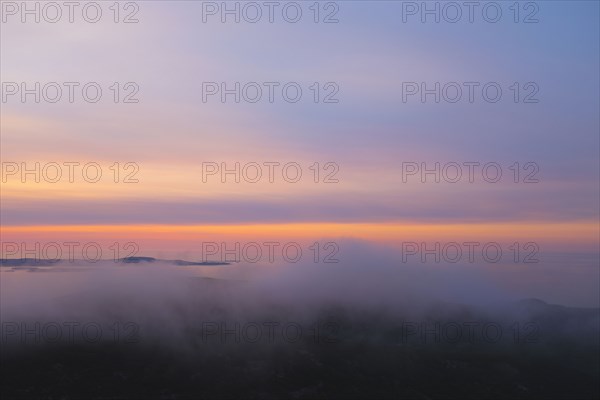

1,1,599,299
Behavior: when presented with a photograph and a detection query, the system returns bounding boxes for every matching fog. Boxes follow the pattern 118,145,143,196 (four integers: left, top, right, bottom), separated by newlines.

2,239,598,352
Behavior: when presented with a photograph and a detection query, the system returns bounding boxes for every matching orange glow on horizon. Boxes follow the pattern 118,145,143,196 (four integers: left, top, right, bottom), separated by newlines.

1,221,597,249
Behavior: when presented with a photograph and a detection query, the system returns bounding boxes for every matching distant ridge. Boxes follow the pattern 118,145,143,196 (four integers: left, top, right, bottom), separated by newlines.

0,258,62,266
0,257,229,267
